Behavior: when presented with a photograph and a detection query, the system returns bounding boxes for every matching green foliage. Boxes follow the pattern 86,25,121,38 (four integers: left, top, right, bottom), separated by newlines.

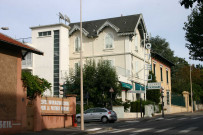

180,0,202,9
65,60,121,108
130,100,153,112
147,71,161,104
183,3,203,61
21,71,51,99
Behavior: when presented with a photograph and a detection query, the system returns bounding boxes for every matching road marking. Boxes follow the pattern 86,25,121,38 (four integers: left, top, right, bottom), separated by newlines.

125,120,140,123
166,118,175,120
192,117,201,120
155,127,174,133
156,117,164,120
95,130,108,134
110,128,134,133
133,128,153,133
178,118,187,120
86,128,102,131
179,127,197,133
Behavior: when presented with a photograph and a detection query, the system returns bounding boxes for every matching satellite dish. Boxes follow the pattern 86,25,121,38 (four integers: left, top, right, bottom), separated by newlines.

64,14,71,24
59,12,64,20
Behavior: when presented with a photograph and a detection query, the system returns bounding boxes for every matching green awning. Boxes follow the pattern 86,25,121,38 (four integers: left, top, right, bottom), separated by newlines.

135,83,145,91
120,82,133,89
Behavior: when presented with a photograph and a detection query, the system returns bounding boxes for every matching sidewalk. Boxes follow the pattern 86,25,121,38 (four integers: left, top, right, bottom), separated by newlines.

15,127,88,135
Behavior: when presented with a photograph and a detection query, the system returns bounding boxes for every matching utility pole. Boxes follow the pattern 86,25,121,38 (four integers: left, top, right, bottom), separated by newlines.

190,59,193,113
80,0,84,131
161,87,164,118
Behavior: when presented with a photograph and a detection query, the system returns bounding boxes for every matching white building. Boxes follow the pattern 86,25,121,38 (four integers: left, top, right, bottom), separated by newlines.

22,14,151,101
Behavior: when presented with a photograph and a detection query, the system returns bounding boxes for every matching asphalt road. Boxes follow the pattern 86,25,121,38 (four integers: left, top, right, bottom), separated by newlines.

82,111,203,135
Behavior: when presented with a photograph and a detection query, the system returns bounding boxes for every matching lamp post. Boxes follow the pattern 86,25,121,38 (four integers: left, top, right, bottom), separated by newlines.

80,0,84,131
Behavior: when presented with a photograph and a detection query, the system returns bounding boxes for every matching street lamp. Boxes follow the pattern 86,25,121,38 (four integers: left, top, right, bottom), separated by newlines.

1,27,9,30
189,58,193,113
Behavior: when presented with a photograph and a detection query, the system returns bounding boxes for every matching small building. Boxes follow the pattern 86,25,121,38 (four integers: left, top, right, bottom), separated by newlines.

151,52,174,113
0,33,43,134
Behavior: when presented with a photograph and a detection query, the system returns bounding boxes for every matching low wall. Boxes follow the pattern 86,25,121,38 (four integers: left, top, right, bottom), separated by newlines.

41,114,72,129
26,95,76,132
170,105,191,114
124,112,141,119
195,104,203,111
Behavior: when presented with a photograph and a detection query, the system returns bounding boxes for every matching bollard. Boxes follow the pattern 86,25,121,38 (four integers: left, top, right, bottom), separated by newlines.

72,114,77,127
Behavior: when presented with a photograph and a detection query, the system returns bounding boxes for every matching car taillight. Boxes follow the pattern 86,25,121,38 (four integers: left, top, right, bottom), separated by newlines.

108,111,111,114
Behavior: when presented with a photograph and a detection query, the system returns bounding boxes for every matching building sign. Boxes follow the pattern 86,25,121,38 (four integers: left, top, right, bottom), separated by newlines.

41,97,70,113
0,121,12,128
147,82,161,89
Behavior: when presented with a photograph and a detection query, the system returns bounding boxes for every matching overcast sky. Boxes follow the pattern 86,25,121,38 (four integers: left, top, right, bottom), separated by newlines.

0,0,202,65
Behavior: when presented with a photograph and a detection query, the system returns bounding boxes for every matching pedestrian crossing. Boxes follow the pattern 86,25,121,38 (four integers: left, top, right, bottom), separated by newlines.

92,126,198,134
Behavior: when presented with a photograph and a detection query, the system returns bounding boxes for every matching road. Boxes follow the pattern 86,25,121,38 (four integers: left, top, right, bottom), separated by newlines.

81,111,203,135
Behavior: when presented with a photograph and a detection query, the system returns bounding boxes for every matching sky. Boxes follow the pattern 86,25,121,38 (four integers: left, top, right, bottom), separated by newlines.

0,0,202,65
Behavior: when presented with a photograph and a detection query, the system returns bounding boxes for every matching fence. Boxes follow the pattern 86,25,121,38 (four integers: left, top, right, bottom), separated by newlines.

171,93,185,107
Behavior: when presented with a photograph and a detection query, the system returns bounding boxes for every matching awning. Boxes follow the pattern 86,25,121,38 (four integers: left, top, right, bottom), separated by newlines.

135,83,145,91
120,82,133,89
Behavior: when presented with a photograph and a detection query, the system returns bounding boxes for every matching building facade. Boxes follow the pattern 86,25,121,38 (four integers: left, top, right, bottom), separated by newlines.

151,52,174,113
23,14,151,101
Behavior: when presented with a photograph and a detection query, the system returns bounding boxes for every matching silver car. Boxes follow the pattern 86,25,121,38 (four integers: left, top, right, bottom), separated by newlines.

76,107,117,123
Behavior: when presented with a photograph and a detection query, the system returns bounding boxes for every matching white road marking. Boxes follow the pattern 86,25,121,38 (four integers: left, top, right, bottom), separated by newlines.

156,117,164,120
166,118,175,120
86,128,102,131
133,128,153,133
155,127,174,133
178,118,187,120
179,127,197,133
95,130,108,134
110,128,134,133
192,117,201,120
125,120,140,123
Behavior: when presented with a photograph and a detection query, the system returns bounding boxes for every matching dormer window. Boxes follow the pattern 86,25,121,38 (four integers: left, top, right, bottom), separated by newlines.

75,37,80,52
105,33,113,49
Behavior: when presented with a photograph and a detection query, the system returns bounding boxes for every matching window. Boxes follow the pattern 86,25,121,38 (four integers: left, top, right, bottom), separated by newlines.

160,67,163,81
75,62,80,74
105,33,113,49
22,52,32,67
167,91,170,105
166,69,169,83
153,63,156,75
135,35,138,51
53,30,59,96
135,61,139,77
75,37,80,52
38,31,51,37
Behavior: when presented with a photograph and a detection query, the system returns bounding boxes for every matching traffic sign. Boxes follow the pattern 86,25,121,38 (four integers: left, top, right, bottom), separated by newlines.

109,87,114,93
147,82,161,89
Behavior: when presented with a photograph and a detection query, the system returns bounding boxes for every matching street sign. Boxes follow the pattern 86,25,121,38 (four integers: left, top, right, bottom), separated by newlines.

147,82,161,89
109,87,114,93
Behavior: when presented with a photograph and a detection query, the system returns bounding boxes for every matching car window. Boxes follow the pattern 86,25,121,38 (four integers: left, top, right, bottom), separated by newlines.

94,108,107,113
85,109,94,113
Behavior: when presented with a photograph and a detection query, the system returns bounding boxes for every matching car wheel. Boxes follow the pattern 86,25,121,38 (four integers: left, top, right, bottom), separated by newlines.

77,117,81,123
101,116,108,123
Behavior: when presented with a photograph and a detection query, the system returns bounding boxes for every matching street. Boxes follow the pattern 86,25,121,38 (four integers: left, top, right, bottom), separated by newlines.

82,111,203,135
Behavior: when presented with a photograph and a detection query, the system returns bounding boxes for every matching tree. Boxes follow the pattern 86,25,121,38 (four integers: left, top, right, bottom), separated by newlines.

150,36,175,63
180,0,203,9
146,71,161,104
172,65,203,101
21,71,51,99
65,60,121,107
183,3,203,61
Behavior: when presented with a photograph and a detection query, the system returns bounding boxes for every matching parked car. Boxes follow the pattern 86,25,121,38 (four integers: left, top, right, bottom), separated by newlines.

76,107,117,123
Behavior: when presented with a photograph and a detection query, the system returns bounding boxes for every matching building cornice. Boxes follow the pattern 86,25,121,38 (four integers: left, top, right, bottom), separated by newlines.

30,23,70,30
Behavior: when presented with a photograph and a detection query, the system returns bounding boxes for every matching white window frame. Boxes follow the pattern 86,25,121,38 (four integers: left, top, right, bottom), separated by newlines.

104,33,114,49
38,31,51,37
74,62,80,74
106,59,115,67
135,60,139,77
74,36,80,52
